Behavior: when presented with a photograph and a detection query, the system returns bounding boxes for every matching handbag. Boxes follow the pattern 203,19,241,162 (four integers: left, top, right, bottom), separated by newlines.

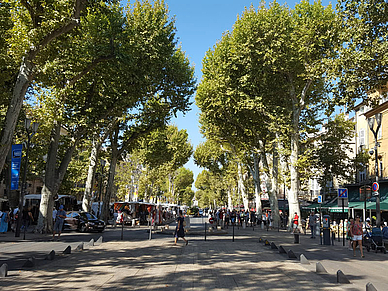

183,220,187,227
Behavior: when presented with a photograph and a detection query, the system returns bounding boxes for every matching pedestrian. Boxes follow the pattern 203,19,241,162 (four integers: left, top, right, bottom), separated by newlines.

292,212,299,233
53,205,66,240
11,207,19,232
21,207,34,231
308,211,317,238
225,210,230,228
231,210,236,225
347,218,354,250
52,206,57,226
350,216,364,258
0,209,9,233
174,210,188,245
262,212,267,229
268,211,272,229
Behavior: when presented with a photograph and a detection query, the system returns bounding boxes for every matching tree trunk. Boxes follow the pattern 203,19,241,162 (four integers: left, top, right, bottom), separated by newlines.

37,123,78,232
82,138,99,212
227,187,232,210
37,123,61,232
238,162,249,210
252,152,262,216
288,109,301,229
0,59,34,174
102,128,119,223
270,142,280,227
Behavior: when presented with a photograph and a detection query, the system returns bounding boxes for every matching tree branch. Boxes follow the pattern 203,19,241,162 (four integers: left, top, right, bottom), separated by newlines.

29,0,84,60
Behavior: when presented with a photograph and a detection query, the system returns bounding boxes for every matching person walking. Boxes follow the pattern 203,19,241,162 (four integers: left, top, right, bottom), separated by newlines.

0,209,9,233
308,211,317,238
346,218,354,250
53,205,66,240
292,212,299,233
174,210,188,245
350,216,364,258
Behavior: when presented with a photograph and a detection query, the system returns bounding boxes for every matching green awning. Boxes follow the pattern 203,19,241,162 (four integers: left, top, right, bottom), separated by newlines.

366,199,388,210
330,207,349,213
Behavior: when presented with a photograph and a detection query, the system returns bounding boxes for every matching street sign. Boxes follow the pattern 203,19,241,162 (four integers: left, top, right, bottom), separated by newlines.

372,182,379,192
338,188,348,199
373,191,379,196
337,198,348,207
318,195,322,203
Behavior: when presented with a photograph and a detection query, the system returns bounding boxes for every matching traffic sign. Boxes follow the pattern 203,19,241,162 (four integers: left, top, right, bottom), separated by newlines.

372,182,379,192
338,188,348,198
318,195,322,203
373,191,379,196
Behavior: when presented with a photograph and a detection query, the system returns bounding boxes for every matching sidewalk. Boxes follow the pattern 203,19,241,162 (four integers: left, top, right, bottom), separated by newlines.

225,224,388,290
1,232,349,291
1,220,387,290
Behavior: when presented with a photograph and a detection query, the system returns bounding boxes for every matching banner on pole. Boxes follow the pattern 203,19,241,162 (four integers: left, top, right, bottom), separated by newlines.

10,144,23,190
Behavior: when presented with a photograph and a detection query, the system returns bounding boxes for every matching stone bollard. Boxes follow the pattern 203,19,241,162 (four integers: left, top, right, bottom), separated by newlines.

316,262,328,273
366,282,378,291
287,249,297,259
75,243,84,251
337,270,350,284
45,250,55,261
265,240,270,246
0,263,8,277
278,245,287,254
95,236,103,246
23,257,36,268
89,238,94,246
299,254,309,264
63,245,71,254
270,242,278,250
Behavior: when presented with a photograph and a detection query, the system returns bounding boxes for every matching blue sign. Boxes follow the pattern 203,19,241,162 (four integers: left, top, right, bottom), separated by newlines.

318,195,322,203
11,144,22,190
338,188,348,198
372,182,379,192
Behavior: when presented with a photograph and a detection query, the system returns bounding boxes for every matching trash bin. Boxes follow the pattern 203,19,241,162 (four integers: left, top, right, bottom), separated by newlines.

294,233,300,244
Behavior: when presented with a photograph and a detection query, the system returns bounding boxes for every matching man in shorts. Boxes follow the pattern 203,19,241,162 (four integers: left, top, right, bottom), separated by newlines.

53,205,66,239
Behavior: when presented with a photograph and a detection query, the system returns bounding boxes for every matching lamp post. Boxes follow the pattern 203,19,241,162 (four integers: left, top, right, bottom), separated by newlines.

97,159,106,218
368,113,382,227
15,118,39,237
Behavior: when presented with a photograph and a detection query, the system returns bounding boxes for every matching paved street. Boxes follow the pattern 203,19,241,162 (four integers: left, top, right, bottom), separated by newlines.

0,217,387,290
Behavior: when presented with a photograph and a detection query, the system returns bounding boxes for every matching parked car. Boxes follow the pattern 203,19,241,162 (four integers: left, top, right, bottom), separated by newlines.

64,211,105,232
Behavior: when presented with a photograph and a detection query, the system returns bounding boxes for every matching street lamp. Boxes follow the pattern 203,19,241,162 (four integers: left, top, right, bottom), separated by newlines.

15,118,39,237
97,159,106,218
368,113,382,227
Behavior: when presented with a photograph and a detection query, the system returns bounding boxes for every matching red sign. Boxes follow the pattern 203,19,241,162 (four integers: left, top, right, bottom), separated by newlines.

209,217,214,224
372,182,379,192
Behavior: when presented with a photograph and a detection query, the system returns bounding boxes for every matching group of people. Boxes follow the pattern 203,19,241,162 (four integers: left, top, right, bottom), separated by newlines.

0,206,35,234
207,208,289,230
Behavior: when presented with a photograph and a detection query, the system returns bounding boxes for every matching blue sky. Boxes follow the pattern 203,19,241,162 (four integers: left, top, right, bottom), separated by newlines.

123,0,334,186
166,0,334,185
